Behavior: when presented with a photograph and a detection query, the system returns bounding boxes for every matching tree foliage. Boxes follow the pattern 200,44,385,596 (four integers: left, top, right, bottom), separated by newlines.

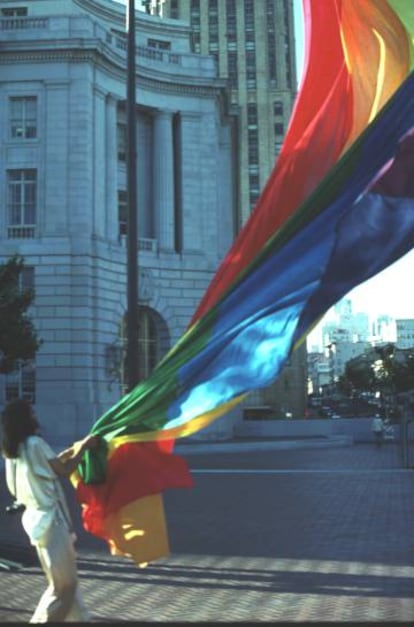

344,343,414,395
0,255,41,373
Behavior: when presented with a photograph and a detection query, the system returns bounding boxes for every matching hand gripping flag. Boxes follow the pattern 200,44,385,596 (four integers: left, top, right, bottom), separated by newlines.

73,0,414,565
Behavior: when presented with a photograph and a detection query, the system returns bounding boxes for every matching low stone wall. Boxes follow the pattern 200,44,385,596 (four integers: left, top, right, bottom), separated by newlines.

234,417,401,443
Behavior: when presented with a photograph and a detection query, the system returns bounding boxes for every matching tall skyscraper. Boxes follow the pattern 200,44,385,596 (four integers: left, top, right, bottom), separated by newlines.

163,0,298,225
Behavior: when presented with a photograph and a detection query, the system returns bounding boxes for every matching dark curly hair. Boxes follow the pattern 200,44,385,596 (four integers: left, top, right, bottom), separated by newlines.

1,398,39,458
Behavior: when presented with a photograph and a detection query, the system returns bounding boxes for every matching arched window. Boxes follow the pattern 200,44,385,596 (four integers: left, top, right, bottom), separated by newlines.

138,307,159,380
110,306,170,392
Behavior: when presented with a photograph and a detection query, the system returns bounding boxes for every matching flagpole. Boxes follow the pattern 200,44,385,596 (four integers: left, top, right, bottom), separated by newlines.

126,0,139,392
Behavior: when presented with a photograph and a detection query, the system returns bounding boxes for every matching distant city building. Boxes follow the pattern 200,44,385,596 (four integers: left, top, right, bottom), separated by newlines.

0,0,237,440
396,319,414,349
334,340,370,378
370,314,396,344
308,297,394,388
324,298,370,344
307,352,331,396
163,0,297,223
308,297,398,355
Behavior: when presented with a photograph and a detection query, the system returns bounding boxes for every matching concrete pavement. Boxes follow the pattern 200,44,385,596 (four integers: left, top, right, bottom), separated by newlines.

0,438,414,623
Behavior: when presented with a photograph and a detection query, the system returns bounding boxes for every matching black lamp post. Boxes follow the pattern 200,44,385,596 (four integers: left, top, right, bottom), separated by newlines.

326,342,336,393
125,0,139,392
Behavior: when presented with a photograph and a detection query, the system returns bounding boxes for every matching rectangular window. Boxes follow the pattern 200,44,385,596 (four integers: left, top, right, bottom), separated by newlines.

228,51,238,88
138,312,158,381
274,141,283,155
274,122,284,136
249,173,259,187
173,112,182,254
110,28,127,51
192,36,201,53
226,0,237,48
170,0,179,18
249,191,259,209
190,0,200,24
246,50,256,68
248,128,258,142
244,0,255,30
10,96,37,139
147,38,171,50
1,7,28,16
118,190,127,237
268,32,277,82
117,123,126,162
283,0,293,88
248,144,258,164
5,360,36,403
247,104,257,126
246,50,256,87
274,101,283,116
7,169,36,238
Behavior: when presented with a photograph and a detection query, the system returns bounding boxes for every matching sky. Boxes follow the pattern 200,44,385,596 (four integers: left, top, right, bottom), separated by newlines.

117,0,414,324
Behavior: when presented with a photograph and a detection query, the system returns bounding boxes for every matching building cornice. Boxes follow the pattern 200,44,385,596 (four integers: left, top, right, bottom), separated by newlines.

1,47,230,105
73,0,192,38
73,0,126,29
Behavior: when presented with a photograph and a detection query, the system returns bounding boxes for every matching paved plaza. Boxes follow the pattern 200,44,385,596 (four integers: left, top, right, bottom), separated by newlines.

0,440,414,623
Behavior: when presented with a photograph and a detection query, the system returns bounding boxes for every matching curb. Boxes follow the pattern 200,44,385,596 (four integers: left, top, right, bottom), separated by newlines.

174,434,353,455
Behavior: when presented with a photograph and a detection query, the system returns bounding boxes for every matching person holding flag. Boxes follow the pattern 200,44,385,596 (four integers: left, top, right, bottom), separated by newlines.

1,398,99,623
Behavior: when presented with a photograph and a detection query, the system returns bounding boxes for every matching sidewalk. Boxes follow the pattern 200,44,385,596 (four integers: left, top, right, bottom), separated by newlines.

0,434,353,471
1,439,413,623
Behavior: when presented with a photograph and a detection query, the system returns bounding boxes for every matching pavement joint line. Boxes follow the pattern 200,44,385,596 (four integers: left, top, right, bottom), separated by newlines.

191,468,413,474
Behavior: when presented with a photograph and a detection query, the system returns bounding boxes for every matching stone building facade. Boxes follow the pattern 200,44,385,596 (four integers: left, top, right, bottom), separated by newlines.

0,0,238,441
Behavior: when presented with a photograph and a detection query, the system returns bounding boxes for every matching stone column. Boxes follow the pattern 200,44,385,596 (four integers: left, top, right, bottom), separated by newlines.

179,112,202,251
153,110,174,251
44,80,70,235
93,86,106,239
105,94,118,242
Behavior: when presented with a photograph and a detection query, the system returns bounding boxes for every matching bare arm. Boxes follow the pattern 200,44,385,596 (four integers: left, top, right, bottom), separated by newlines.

48,435,100,477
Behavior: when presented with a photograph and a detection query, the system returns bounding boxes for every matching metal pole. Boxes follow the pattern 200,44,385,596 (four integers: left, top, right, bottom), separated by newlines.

126,0,139,391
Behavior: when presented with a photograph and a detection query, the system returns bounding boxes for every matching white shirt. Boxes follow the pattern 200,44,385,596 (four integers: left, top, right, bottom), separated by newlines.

5,435,73,546
371,416,384,432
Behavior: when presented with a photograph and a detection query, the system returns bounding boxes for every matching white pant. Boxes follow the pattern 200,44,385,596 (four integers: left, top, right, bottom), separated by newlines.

30,516,90,623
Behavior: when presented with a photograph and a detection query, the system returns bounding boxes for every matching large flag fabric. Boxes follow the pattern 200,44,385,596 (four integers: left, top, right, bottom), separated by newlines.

74,0,414,565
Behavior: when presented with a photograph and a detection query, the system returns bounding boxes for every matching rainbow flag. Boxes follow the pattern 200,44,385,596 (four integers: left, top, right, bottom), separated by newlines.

74,0,414,564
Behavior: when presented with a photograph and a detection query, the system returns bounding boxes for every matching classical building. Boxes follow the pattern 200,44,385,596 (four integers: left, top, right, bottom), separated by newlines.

161,0,308,421
0,0,238,441
396,319,414,349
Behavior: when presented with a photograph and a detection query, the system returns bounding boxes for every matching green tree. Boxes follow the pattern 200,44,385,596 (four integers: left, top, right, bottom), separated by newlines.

345,343,414,398
0,255,41,373
344,349,379,392
390,348,414,393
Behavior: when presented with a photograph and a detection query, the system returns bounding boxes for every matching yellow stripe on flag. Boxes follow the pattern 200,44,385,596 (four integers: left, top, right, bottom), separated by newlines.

103,493,170,567
108,393,247,452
